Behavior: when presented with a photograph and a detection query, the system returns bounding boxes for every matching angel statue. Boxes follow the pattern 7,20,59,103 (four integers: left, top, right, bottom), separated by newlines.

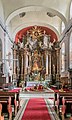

26,31,38,51
43,30,50,49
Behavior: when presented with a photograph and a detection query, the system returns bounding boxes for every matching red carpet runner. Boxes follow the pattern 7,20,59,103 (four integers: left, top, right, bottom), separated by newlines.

21,98,51,120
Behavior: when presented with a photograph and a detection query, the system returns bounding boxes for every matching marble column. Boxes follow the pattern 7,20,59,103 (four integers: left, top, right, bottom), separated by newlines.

42,54,44,67
23,51,25,80
21,53,23,79
23,51,26,81
46,53,48,75
55,48,60,81
16,55,19,78
25,53,28,74
28,53,31,73
24,51,28,82
13,48,16,79
49,51,52,80
45,51,49,80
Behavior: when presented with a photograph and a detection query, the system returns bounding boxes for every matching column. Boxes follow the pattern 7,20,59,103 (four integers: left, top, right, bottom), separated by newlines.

49,51,52,80
25,53,28,74
13,48,16,80
42,54,44,67
23,50,26,81
55,48,60,81
45,51,49,80
18,50,22,86
23,51,25,80
24,51,28,82
46,54,48,75
28,52,31,73
21,53,23,79
29,53,31,70
16,54,19,78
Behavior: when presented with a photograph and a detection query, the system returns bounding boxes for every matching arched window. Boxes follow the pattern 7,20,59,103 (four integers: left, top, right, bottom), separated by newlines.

61,21,65,33
0,39,2,61
70,2,72,19
0,39,2,73
69,33,72,68
61,42,65,72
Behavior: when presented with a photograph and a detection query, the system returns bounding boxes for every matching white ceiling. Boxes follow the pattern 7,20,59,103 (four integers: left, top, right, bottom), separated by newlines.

1,0,72,40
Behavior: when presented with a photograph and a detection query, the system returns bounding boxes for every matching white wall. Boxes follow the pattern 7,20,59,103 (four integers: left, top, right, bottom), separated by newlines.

0,0,13,83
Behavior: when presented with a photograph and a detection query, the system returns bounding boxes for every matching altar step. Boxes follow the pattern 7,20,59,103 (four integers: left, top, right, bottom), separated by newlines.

19,87,55,100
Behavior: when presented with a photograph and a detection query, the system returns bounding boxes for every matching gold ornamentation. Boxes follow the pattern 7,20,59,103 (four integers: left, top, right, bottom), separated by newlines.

32,50,42,72
28,25,43,40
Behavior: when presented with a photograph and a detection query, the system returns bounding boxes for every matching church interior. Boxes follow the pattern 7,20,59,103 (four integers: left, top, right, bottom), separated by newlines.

0,0,72,120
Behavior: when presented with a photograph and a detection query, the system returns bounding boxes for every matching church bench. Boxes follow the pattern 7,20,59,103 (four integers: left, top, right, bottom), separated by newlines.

58,92,72,105
54,92,72,118
0,91,20,119
0,91,18,106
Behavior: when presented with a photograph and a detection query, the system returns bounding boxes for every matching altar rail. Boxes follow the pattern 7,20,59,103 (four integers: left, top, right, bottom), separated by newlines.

26,81,44,87
19,87,55,102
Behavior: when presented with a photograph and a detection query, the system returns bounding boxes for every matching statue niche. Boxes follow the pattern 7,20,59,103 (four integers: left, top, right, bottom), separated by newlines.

31,50,42,81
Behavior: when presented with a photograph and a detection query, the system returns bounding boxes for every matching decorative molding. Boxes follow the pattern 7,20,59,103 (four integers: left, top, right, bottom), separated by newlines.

0,19,13,43
60,19,72,42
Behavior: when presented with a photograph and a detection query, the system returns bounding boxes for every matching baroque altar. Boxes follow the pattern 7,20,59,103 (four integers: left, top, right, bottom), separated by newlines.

12,25,60,86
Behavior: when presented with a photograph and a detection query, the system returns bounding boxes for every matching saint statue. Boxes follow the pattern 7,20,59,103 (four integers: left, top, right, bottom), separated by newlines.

32,50,42,72
43,30,49,48
26,31,38,51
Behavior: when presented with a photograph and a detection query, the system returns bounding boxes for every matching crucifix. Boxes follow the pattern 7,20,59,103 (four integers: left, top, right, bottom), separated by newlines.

6,52,11,66
2,52,18,67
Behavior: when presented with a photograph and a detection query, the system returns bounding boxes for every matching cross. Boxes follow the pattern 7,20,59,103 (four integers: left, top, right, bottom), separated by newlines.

6,52,11,66
3,52,18,66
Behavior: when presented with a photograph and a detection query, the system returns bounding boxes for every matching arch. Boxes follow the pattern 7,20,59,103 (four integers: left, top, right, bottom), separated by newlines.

0,0,4,23
70,1,72,19
69,32,72,68
6,6,67,26
12,22,59,42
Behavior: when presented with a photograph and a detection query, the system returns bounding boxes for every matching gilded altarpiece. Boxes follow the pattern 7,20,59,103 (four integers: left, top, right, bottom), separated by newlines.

12,26,60,85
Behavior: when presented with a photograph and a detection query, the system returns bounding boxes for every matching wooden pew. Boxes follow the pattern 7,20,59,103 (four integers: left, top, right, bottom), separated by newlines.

0,91,19,119
55,92,72,119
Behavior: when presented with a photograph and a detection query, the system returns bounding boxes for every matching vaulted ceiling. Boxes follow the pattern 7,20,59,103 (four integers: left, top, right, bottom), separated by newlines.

1,0,71,42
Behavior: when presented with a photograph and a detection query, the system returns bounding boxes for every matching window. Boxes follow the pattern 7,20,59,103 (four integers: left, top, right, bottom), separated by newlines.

0,39,2,73
70,2,72,19
61,22,65,33
0,39,2,60
61,42,65,72
69,33,72,68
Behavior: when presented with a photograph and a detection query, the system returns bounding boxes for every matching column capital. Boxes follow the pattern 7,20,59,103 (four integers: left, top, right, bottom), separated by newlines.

55,47,60,51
